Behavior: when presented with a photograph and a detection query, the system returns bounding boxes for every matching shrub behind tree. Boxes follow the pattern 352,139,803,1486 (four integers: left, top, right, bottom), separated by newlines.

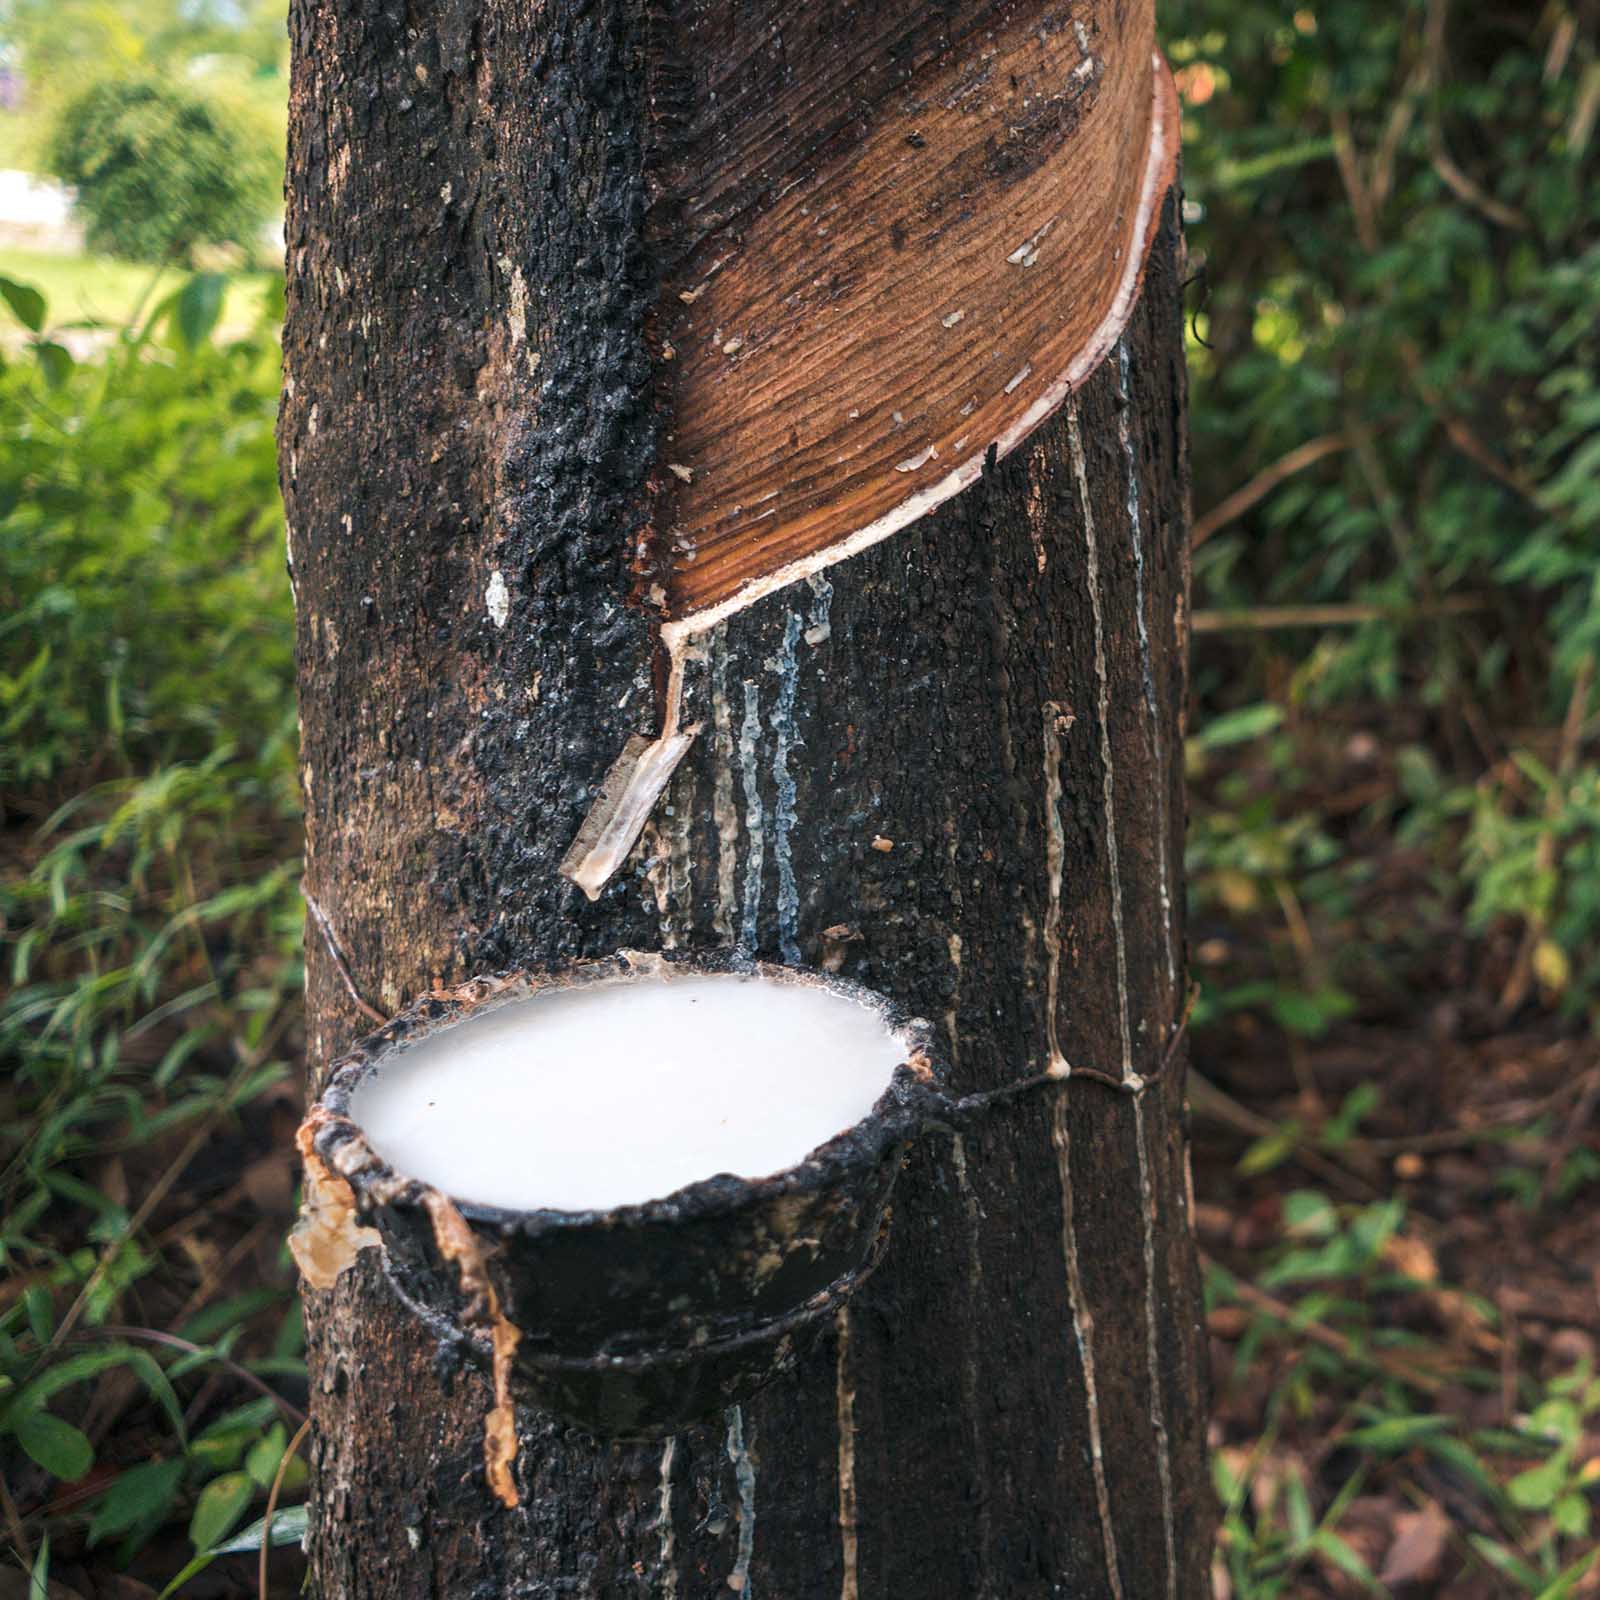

47,76,278,263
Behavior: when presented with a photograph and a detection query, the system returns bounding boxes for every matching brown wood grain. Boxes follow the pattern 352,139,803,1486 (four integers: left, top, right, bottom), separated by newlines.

642,1,1179,628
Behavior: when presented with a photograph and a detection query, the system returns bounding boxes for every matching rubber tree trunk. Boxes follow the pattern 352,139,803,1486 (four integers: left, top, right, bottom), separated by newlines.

282,1,1213,1594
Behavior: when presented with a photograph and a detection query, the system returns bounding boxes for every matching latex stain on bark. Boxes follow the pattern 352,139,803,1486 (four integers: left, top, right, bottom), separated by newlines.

419,1190,525,1509
289,1118,381,1291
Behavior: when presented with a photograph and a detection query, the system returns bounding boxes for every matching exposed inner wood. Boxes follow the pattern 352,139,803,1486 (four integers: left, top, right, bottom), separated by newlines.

641,1,1179,630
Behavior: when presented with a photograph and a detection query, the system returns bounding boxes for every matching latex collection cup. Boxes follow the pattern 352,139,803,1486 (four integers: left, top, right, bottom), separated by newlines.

300,948,943,1438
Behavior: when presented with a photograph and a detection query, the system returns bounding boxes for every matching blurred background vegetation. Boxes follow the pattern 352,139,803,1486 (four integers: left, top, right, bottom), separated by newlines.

0,0,1597,1595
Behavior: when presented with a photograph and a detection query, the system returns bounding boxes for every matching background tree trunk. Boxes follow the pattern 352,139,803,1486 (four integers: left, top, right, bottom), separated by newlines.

281,1,1213,1594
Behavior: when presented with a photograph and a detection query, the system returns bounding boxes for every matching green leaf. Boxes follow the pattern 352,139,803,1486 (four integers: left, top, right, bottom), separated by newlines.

1214,137,1338,189
1426,1434,1506,1505
214,1502,309,1554
1284,1469,1313,1547
1553,1492,1590,1539
13,1408,94,1480
188,1470,254,1551
23,1284,54,1345
1271,986,1357,1039
1311,1528,1378,1587
1323,1083,1380,1146
1239,1125,1298,1176
1469,1532,1543,1592
33,341,74,390
28,1532,48,1600
1508,1452,1570,1511
191,1422,258,1470
15,1345,153,1410
1346,1413,1454,1452
1348,1199,1406,1265
1471,1427,1552,1457
0,276,46,332
1535,1547,1600,1600
157,1498,307,1600
158,1550,219,1600
245,1422,286,1487
175,273,228,350
88,1459,185,1545
181,1288,284,1344
1194,703,1286,752
1282,1190,1337,1240
122,1347,188,1445
1529,1398,1584,1450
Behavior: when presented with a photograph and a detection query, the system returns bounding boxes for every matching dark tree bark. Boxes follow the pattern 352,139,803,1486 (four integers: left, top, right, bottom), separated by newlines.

282,1,1213,1595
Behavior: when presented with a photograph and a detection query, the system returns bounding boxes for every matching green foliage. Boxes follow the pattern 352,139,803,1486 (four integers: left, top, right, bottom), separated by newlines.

1212,1441,1382,1598
1461,760,1600,1013
46,76,278,263
1176,0,1599,683
0,274,303,1574
4,0,288,90
0,0,1591,1589
0,270,290,787
1208,1196,1600,1596
1175,0,1600,1014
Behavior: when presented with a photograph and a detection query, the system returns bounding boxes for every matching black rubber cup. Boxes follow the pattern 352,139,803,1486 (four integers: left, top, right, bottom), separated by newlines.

302,948,942,1438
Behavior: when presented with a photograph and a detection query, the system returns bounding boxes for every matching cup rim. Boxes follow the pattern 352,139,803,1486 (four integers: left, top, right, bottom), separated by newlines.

305,947,943,1235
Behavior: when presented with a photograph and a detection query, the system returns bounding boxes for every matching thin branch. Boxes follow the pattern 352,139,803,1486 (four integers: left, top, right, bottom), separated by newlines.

259,1418,312,1600
1429,138,1529,232
1191,596,1486,633
1330,105,1379,253
38,1007,295,1367
172,1223,274,1332
301,885,386,1026
1185,1071,1386,1205
1324,12,1540,507
0,1469,32,1570
1370,64,1428,213
1569,61,1600,156
1544,10,1579,82
1190,433,1350,550
1396,336,1543,507
1537,1061,1600,1209
1423,0,1528,231
1163,979,1201,1073
1348,421,1432,596
1201,1252,1446,1393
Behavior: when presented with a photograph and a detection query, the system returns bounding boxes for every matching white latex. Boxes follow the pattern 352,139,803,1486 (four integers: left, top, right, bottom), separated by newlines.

348,973,905,1212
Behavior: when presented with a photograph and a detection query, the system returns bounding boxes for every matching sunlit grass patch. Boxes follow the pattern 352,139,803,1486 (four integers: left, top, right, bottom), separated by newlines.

0,248,274,347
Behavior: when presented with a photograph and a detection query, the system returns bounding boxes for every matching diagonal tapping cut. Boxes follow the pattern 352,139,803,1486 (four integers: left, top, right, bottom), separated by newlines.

642,14,1180,631
566,11,1182,897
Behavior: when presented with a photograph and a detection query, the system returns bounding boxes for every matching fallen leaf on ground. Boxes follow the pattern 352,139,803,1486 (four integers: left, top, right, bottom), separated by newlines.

1379,1502,1450,1587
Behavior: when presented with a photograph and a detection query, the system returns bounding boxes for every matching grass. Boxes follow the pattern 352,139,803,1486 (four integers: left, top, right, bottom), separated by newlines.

1189,731,1600,1597
0,247,273,344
